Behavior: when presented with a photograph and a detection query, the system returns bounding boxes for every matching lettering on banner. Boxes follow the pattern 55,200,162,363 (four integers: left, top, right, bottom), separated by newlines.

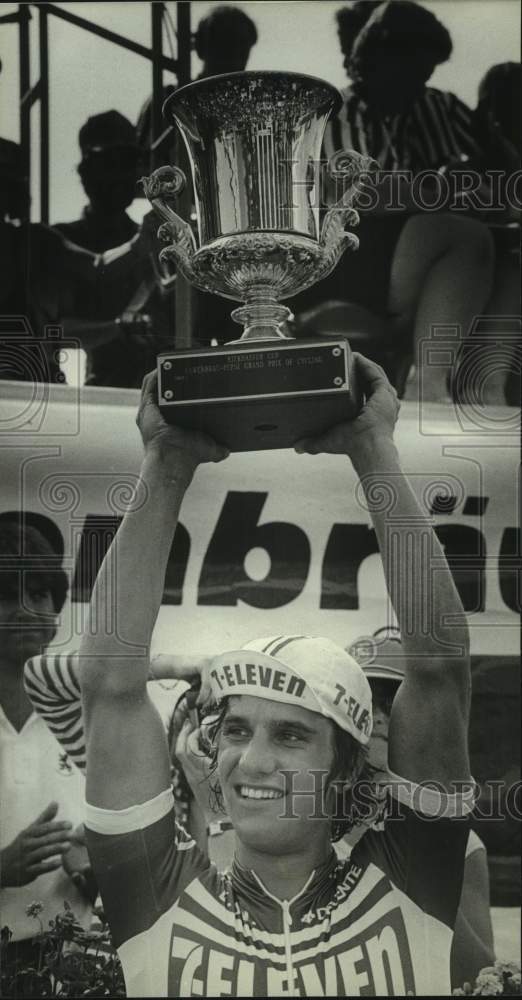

72,516,190,605
197,491,311,608
433,524,486,612
71,515,122,603
70,491,516,614
321,525,379,610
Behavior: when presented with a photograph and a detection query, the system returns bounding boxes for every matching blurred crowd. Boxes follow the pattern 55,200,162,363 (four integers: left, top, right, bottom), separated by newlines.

0,1,519,401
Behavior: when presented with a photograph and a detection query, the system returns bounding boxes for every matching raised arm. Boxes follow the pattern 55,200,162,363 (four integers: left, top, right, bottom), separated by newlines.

296,355,471,789
79,372,228,810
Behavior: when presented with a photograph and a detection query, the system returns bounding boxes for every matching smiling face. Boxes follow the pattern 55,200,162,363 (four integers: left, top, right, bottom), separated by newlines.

216,695,337,857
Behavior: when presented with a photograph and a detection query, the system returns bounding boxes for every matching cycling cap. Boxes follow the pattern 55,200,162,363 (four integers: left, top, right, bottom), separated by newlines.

209,634,373,745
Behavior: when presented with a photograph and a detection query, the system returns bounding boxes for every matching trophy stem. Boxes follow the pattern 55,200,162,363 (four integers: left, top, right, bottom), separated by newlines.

230,296,293,343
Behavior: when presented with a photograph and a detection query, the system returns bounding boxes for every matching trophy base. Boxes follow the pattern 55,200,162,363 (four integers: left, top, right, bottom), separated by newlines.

157,338,361,452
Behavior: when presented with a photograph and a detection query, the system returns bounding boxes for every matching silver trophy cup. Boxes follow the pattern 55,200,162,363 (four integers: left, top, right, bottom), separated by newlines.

143,71,370,451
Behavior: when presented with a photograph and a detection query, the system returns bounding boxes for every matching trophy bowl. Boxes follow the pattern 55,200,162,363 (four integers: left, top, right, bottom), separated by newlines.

142,71,371,449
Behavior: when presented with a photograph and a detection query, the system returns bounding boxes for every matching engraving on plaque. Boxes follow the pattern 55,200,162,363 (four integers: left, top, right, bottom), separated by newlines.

159,341,348,407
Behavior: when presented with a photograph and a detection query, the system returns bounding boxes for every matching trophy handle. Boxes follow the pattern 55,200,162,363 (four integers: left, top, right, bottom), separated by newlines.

141,166,198,280
320,150,377,260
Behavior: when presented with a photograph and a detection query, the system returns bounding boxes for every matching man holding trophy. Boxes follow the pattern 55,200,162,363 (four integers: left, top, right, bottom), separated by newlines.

141,71,367,451
79,73,473,997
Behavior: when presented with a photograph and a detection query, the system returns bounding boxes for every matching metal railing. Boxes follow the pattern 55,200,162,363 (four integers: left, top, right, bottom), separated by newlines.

1,1,193,346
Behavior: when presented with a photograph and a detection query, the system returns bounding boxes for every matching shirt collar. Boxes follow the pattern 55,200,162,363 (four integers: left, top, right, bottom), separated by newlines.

229,850,343,915
0,701,38,735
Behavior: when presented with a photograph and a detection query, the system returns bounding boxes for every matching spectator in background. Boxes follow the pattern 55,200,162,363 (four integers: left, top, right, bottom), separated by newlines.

474,62,520,408
0,137,153,385
446,62,521,405
194,4,258,78
56,111,140,253
0,138,57,382
293,0,495,403
471,62,521,183
136,7,258,347
0,521,93,983
325,0,478,172
136,5,258,167
54,111,175,387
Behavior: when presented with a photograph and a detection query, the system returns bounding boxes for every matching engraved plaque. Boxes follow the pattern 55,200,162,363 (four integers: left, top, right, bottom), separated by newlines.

157,339,360,452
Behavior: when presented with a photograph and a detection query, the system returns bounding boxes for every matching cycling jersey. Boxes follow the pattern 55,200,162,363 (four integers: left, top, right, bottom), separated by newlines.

85,782,473,997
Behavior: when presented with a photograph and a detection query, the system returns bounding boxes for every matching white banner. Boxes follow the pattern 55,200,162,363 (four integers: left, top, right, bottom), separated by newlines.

1,382,519,658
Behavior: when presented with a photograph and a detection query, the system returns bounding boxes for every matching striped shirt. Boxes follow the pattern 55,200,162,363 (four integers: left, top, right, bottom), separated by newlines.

23,655,190,812
324,86,478,174
85,782,474,997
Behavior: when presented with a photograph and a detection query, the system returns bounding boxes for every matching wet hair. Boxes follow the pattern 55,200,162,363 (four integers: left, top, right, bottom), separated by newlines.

204,697,382,842
194,6,258,62
349,1,452,81
0,521,68,613
328,723,377,841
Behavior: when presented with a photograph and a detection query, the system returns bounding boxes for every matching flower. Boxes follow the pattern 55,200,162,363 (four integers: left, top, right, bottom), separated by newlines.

474,972,504,996
453,961,522,997
25,901,44,919
495,961,520,977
